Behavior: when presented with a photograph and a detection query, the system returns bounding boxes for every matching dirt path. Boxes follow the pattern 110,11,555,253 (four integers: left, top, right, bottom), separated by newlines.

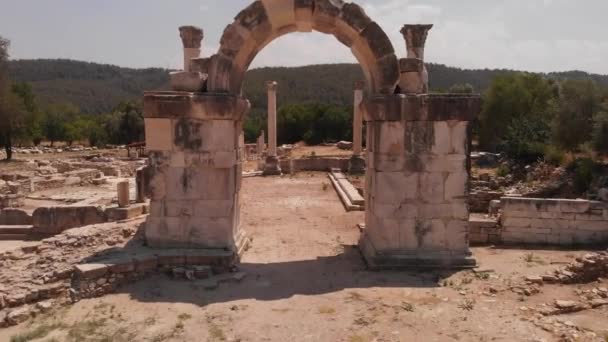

1,173,606,342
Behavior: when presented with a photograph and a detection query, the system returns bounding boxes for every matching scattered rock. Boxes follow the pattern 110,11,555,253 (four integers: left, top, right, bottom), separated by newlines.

6,307,31,325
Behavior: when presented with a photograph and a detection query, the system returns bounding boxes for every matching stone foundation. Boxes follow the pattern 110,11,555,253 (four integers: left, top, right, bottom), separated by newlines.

71,247,246,301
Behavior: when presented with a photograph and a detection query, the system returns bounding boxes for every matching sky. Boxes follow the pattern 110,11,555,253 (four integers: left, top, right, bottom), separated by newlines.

0,0,607,74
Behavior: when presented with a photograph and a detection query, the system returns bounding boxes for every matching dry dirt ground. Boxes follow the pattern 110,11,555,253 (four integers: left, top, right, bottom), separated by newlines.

1,173,607,342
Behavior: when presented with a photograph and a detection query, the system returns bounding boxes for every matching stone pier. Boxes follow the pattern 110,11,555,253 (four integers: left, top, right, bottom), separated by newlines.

263,81,281,176
349,81,366,174
358,24,479,269
143,26,249,255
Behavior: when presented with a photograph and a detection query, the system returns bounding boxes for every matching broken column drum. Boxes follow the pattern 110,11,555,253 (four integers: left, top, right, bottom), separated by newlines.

143,0,480,269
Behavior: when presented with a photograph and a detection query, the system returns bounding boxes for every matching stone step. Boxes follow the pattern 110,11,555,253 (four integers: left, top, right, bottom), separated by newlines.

0,233,29,241
0,225,33,235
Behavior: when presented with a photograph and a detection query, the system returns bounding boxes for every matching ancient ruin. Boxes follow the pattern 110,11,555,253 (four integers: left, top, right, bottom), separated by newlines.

143,0,480,269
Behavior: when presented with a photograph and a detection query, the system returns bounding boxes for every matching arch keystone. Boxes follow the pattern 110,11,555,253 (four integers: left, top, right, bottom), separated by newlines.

261,0,296,31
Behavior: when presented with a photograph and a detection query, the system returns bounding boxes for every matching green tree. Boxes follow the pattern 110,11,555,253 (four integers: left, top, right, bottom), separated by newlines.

102,101,144,145
42,103,79,146
479,73,556,152
11,82,43,145
0,37,29,160
449,83,475,94
591,102,608,154
552,79,603,151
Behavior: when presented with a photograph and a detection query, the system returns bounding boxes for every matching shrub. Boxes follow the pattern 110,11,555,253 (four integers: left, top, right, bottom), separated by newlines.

543,145,565,166
592,110,608,154
569,158,596,193
496,164,510,177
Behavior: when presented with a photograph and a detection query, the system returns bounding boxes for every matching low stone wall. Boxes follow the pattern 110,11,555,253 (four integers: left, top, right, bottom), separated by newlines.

469,190,504,213
280,157,350,174
0,209,32,225
31,204,148,236
500,197,608,246
71,249,241,301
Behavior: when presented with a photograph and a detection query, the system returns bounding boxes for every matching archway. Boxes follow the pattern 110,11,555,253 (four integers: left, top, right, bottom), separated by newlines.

142,0,481,269
207,0,398,96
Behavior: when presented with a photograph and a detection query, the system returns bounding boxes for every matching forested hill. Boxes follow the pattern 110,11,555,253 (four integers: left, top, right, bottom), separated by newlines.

8,59,608,114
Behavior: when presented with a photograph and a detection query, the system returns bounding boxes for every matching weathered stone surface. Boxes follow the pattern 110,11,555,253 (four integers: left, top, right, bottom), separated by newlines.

32,206,107,234
106,204,147,221
74,263,108,279
144,92,250,121
169,71,206,92
0,208,32,225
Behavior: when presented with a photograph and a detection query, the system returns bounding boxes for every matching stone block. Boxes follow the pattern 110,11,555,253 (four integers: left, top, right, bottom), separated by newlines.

374,172,418,204
0,208,32,225
417,219,447,250
133,254,158,272
294,0,314,31
504,210,538,219
449,121,469,154
372,153,405,172
365,215,401,251
574,213,605,221
192,200,235,217
145,119,173,151
164,200,194,217
106,204,146,221
107,258,136,274
446,220,469,252
188,217,235,248
156,250,186,266
444,172,468,200
432,121,451,155
501,217,533,228
559,199,591,213
419,173,444,204
32,206,107,234
169,71,206,92
420,154,467,173
372,202,418,219
577,220,608,232
74,263,108,279
376,121,404,155
261,0,295,29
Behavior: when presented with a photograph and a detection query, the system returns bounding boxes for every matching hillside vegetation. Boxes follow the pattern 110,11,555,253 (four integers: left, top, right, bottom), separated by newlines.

9,59,608,115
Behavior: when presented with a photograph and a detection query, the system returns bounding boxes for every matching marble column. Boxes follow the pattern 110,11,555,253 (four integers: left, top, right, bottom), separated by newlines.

399,24,433,94
348,81,366,174
263,81,282,175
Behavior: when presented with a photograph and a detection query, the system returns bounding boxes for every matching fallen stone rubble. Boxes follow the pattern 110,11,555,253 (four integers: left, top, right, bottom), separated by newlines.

541,251,608,284
0,220,138,327
0,217,247,327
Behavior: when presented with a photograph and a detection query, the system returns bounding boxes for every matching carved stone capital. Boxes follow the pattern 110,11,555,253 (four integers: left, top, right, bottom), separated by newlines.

400,24,433,59
179,26,204,48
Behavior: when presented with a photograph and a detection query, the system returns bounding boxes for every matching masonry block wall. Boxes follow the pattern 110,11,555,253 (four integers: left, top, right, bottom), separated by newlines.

143,92,249,250
359,95,480,268
500,197,608,246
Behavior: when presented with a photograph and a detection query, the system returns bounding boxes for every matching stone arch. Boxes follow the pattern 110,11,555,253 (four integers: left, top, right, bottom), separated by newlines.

207,0,400,95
